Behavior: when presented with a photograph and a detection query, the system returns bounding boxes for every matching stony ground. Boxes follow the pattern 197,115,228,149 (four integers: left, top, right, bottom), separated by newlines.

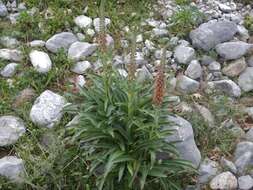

2,0,253,189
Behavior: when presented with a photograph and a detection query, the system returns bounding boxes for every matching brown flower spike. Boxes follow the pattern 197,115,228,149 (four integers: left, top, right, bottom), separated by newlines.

153,48,166,106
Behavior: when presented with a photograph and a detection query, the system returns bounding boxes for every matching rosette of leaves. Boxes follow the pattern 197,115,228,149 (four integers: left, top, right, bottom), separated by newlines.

66,68,194,189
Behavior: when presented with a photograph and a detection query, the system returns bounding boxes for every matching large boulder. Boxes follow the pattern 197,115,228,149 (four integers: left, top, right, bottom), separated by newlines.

46,32,77,53
215,42,253,60
0,156,24,182
190,20,237,51
30,90,66,128
162,115,201,168
0,116,26,146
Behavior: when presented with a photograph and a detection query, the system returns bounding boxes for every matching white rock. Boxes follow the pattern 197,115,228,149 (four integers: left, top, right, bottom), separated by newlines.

0,116,26,146
209,172,237,190
29,40,45,47
30,90,66,128
0,63,18,78
0,49,23,62
71,61,91,74
29,50,52,73
238,175,253,190
74,15,92,29
68,42,97,61
0,156,24,182
93,17,111,32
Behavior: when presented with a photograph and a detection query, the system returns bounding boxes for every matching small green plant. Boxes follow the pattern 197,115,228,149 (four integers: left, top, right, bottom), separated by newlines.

244,15,253,35
169,6,205,37
175,0,190,6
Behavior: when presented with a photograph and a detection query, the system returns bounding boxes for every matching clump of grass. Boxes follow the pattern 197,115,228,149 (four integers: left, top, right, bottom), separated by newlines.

244,14,253,35
175,0,190,6
169,6,205,37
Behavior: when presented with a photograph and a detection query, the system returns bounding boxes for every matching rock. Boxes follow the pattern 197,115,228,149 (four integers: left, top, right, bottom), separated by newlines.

221,119,245,138
118,69,128,78
238,175,253,190
71,61,91,74
29,40,45,47
215,42,253,60
0,156,24,182
194,104,214,127
237,25,250,42
247,55,253,67
190,20,237,51
238,67,253,92
29,50,52,73
222,57,247,77
201,55,215,66
174,45,195,64
154,50,172,60
176,75,200,94
0,49,23,62
125,52,147,66
209,171,237,190
0,36,19,48
0,116,26,146
234,141,253,175
136,66,153,83
152,28,168,37
162,115,201,168
74,15,92,29
245,128,253,142
0,63,18,78
207,80,241,97
93,17,111,32
46,32,77,53
13,88,36,108
218,3,235,13
68,42,97,61
198,158,220,184
0,1,7,17
185,60,202,79
220,157,237,174
30,90,66,128
208,61,221,71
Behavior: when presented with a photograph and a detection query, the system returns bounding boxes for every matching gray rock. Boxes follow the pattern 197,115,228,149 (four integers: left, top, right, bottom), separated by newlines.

93,17,111,32
46,32,77,53
198,158,220,184
125,52,147,66
174,45,195,64
201,55,215,66
0,63,18,78
0,116,26,146
215,42,253,60
176,75,200,94
0,36,19,48
238,175,253,190
0,156,24,182
0,1,7,17
208,61,221,71
234,141,253,175
247,55,253,67
185,60,202,79
29,50,52,73
222,57,247,77
74,15,92,29
30,90,66,128
136,66,153,83
220,157,237,174
238,67,253,92
0,49,23,62
207,80,241,97
163,115,201,168
68,42,97,61
209,171,237,190
152,28,168,37
190,20,237,51
71,61,91,74
245,128,253,142
237,25,250,42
